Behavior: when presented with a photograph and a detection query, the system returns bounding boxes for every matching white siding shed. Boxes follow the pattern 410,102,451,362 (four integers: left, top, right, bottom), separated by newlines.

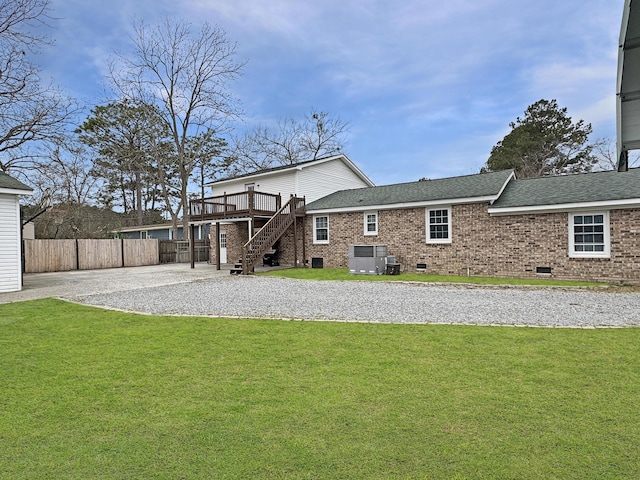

0,173,33,293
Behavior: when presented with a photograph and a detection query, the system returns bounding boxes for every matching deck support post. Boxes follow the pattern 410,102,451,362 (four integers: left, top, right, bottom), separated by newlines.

301,208,306,268
293,215,298,267
215,222,221,270
189,223,195,269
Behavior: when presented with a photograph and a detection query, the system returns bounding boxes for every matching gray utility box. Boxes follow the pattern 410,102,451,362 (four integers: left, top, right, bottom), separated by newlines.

348,245,388,275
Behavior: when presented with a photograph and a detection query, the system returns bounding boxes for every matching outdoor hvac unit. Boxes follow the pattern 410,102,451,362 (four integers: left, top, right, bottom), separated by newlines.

348,244,388,275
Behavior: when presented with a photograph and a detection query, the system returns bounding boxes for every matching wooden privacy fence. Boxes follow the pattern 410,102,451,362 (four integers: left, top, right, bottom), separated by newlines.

24,239,160,273
159,240,210,264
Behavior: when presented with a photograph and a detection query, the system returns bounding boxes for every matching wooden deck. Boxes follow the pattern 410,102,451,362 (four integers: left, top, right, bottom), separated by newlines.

188,191,306,273
189,190,284,222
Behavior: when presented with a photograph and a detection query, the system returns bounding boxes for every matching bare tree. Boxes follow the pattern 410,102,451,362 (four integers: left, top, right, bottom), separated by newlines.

231,109,349,173
33,143,101,206
108,17,245,237
185,129,229,201
0,0,79,178
592,138,640,171
23,141,119,239
300,110,350,162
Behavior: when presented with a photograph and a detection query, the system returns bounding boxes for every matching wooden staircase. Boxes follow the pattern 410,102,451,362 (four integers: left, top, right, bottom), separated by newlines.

239,196,305,275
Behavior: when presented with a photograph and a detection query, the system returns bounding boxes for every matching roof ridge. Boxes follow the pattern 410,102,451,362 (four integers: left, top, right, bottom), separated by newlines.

512,168,636,182
346,168,515,190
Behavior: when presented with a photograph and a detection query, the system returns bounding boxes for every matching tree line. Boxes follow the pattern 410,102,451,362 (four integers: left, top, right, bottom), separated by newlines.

4,0,348,239
2,0,628,239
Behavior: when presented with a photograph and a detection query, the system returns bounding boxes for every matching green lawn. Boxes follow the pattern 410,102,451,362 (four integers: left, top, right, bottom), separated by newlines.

259,267,607,287
1,299,639,479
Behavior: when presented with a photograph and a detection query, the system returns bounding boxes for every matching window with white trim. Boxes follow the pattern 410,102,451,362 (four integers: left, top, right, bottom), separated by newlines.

569,212,610,258
313,215,329,244
364,212,378,235
426,207,451,243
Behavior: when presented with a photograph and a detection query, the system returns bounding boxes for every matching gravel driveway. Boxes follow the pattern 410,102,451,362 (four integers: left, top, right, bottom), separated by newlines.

2,264,639,327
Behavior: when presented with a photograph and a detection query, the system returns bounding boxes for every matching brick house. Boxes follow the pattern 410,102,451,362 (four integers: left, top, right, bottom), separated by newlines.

305,168,640,284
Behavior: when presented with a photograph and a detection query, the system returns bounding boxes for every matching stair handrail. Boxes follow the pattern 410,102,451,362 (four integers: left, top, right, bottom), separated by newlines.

242,195,305,274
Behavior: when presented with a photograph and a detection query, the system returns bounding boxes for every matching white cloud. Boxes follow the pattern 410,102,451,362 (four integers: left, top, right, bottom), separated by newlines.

524,62,615,96
30,0,626,181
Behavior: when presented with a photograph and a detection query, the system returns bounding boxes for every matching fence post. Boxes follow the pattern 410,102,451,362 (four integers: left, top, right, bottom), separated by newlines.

75,239,80,271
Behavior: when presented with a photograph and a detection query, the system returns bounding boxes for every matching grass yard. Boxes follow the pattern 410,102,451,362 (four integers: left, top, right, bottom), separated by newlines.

1,299,639,479
259,267,607,287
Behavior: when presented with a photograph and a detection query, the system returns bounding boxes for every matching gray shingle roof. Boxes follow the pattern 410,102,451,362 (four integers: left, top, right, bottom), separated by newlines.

0,172,32,192
306,170,513,211
211,157,321,183
491,168,640,209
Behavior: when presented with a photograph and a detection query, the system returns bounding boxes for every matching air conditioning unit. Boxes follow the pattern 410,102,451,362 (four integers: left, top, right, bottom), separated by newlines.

348,245,388,275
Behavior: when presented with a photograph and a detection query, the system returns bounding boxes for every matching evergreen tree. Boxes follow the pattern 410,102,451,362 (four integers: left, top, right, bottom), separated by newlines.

484,99,596,178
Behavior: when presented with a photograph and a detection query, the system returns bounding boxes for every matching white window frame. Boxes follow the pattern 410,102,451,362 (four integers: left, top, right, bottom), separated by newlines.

313,215,329,244
364,211,378,236
568,211,610,258
426,207,452,244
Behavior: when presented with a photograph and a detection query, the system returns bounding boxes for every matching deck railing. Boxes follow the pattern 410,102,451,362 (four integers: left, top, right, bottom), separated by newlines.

189,190,282,221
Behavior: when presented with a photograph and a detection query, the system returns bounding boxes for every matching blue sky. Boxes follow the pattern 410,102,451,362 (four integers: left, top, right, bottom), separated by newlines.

37,0,622,186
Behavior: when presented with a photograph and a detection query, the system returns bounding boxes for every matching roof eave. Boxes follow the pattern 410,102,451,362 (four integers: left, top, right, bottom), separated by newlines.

307,195,498,214
0,187,34,195
488,197,640,216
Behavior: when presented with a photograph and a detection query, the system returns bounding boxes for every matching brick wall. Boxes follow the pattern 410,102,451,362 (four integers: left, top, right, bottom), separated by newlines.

300,204,640,284
276,218,305,267
209,218,305,267
209,222,250,265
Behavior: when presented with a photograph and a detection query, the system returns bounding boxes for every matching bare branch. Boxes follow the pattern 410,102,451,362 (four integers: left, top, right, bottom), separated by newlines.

0,0,80,178
109,17,244,237
230,109,349,174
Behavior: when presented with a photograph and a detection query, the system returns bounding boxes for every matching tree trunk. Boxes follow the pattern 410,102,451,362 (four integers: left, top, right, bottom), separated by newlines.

135,170,143,225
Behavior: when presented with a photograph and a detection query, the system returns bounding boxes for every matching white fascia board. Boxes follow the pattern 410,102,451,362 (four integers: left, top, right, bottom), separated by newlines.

0,187,33,196
490,171,516,204
205,154,375,188
307,196,497,214
488,198,640,216
206,170,288,188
